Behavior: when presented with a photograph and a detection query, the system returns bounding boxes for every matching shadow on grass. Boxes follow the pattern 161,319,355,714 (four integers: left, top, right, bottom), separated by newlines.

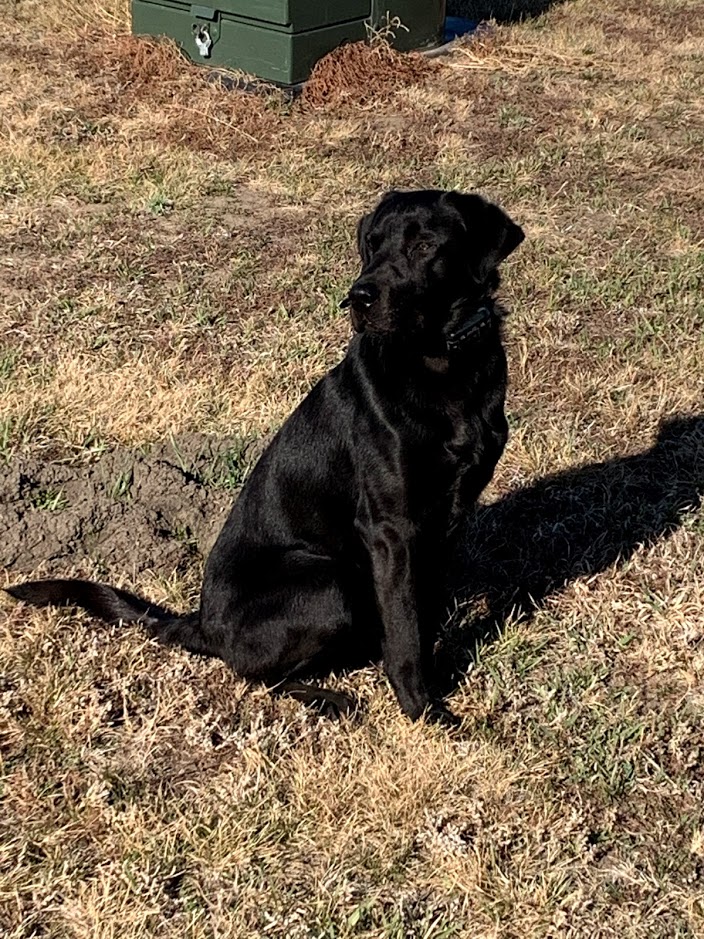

437,413,704,689
446,0,568,23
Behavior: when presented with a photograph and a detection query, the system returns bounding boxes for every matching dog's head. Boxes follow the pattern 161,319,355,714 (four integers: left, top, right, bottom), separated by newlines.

342,190,524,347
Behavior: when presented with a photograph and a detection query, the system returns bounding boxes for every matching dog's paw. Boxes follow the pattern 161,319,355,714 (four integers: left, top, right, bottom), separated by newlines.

279,680,357,721
424,702,462,730
312,689,358,721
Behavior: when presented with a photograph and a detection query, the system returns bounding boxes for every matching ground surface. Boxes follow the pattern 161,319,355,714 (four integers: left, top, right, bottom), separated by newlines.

1,0,704,936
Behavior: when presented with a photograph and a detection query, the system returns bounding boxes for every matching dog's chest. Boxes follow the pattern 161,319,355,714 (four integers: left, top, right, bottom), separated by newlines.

442,403,491,508
445,398,476,457
410,398,492,516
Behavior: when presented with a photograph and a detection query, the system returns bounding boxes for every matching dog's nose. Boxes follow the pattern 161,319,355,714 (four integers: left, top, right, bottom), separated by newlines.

340,282,379,310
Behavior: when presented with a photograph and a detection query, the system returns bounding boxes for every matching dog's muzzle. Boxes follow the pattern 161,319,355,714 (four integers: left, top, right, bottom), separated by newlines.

340,281,379,309
340,281,380,332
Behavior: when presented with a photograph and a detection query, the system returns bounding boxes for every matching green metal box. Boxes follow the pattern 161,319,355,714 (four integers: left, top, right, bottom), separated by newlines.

131,0,446,86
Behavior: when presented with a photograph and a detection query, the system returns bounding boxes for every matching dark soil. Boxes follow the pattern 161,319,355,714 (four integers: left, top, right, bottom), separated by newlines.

0,434,264,578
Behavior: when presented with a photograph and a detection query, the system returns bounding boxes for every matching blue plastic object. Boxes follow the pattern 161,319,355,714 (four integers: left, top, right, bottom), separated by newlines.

444,16,478,41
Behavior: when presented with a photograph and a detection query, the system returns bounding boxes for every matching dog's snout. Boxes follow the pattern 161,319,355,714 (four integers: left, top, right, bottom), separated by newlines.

341,281,380,310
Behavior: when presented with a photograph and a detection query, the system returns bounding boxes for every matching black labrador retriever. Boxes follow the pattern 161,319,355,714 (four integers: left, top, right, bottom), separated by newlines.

6,189,524,722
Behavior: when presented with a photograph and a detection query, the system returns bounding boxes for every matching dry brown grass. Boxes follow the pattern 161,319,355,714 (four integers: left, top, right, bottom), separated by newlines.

301,40,435,111
2,0,704,935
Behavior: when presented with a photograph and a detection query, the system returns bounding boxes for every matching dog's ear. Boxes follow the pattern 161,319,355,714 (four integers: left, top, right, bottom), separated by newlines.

444,191,524,283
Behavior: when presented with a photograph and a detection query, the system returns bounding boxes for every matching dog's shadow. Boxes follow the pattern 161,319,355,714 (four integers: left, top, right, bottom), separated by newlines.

436,413,704,692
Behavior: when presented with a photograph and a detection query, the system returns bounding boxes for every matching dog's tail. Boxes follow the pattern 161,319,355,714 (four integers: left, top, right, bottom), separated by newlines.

5,579,212,656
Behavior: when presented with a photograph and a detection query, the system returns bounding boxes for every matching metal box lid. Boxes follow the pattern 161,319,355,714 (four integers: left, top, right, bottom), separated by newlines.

179,0,371,30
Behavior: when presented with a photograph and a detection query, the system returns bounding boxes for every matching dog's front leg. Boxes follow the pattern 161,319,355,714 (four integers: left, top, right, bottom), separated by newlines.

358,518,430,720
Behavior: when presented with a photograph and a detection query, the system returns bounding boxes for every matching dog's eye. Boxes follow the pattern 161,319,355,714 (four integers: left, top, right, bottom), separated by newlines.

414,241,432,256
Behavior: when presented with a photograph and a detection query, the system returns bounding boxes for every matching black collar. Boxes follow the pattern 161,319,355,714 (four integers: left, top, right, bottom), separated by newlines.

444,303,494,352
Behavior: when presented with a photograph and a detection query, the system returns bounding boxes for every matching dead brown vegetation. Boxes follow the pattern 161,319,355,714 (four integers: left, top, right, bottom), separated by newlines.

302,39,435,110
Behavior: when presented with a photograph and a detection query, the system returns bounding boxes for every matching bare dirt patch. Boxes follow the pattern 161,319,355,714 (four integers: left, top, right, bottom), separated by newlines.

0,434,261,577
